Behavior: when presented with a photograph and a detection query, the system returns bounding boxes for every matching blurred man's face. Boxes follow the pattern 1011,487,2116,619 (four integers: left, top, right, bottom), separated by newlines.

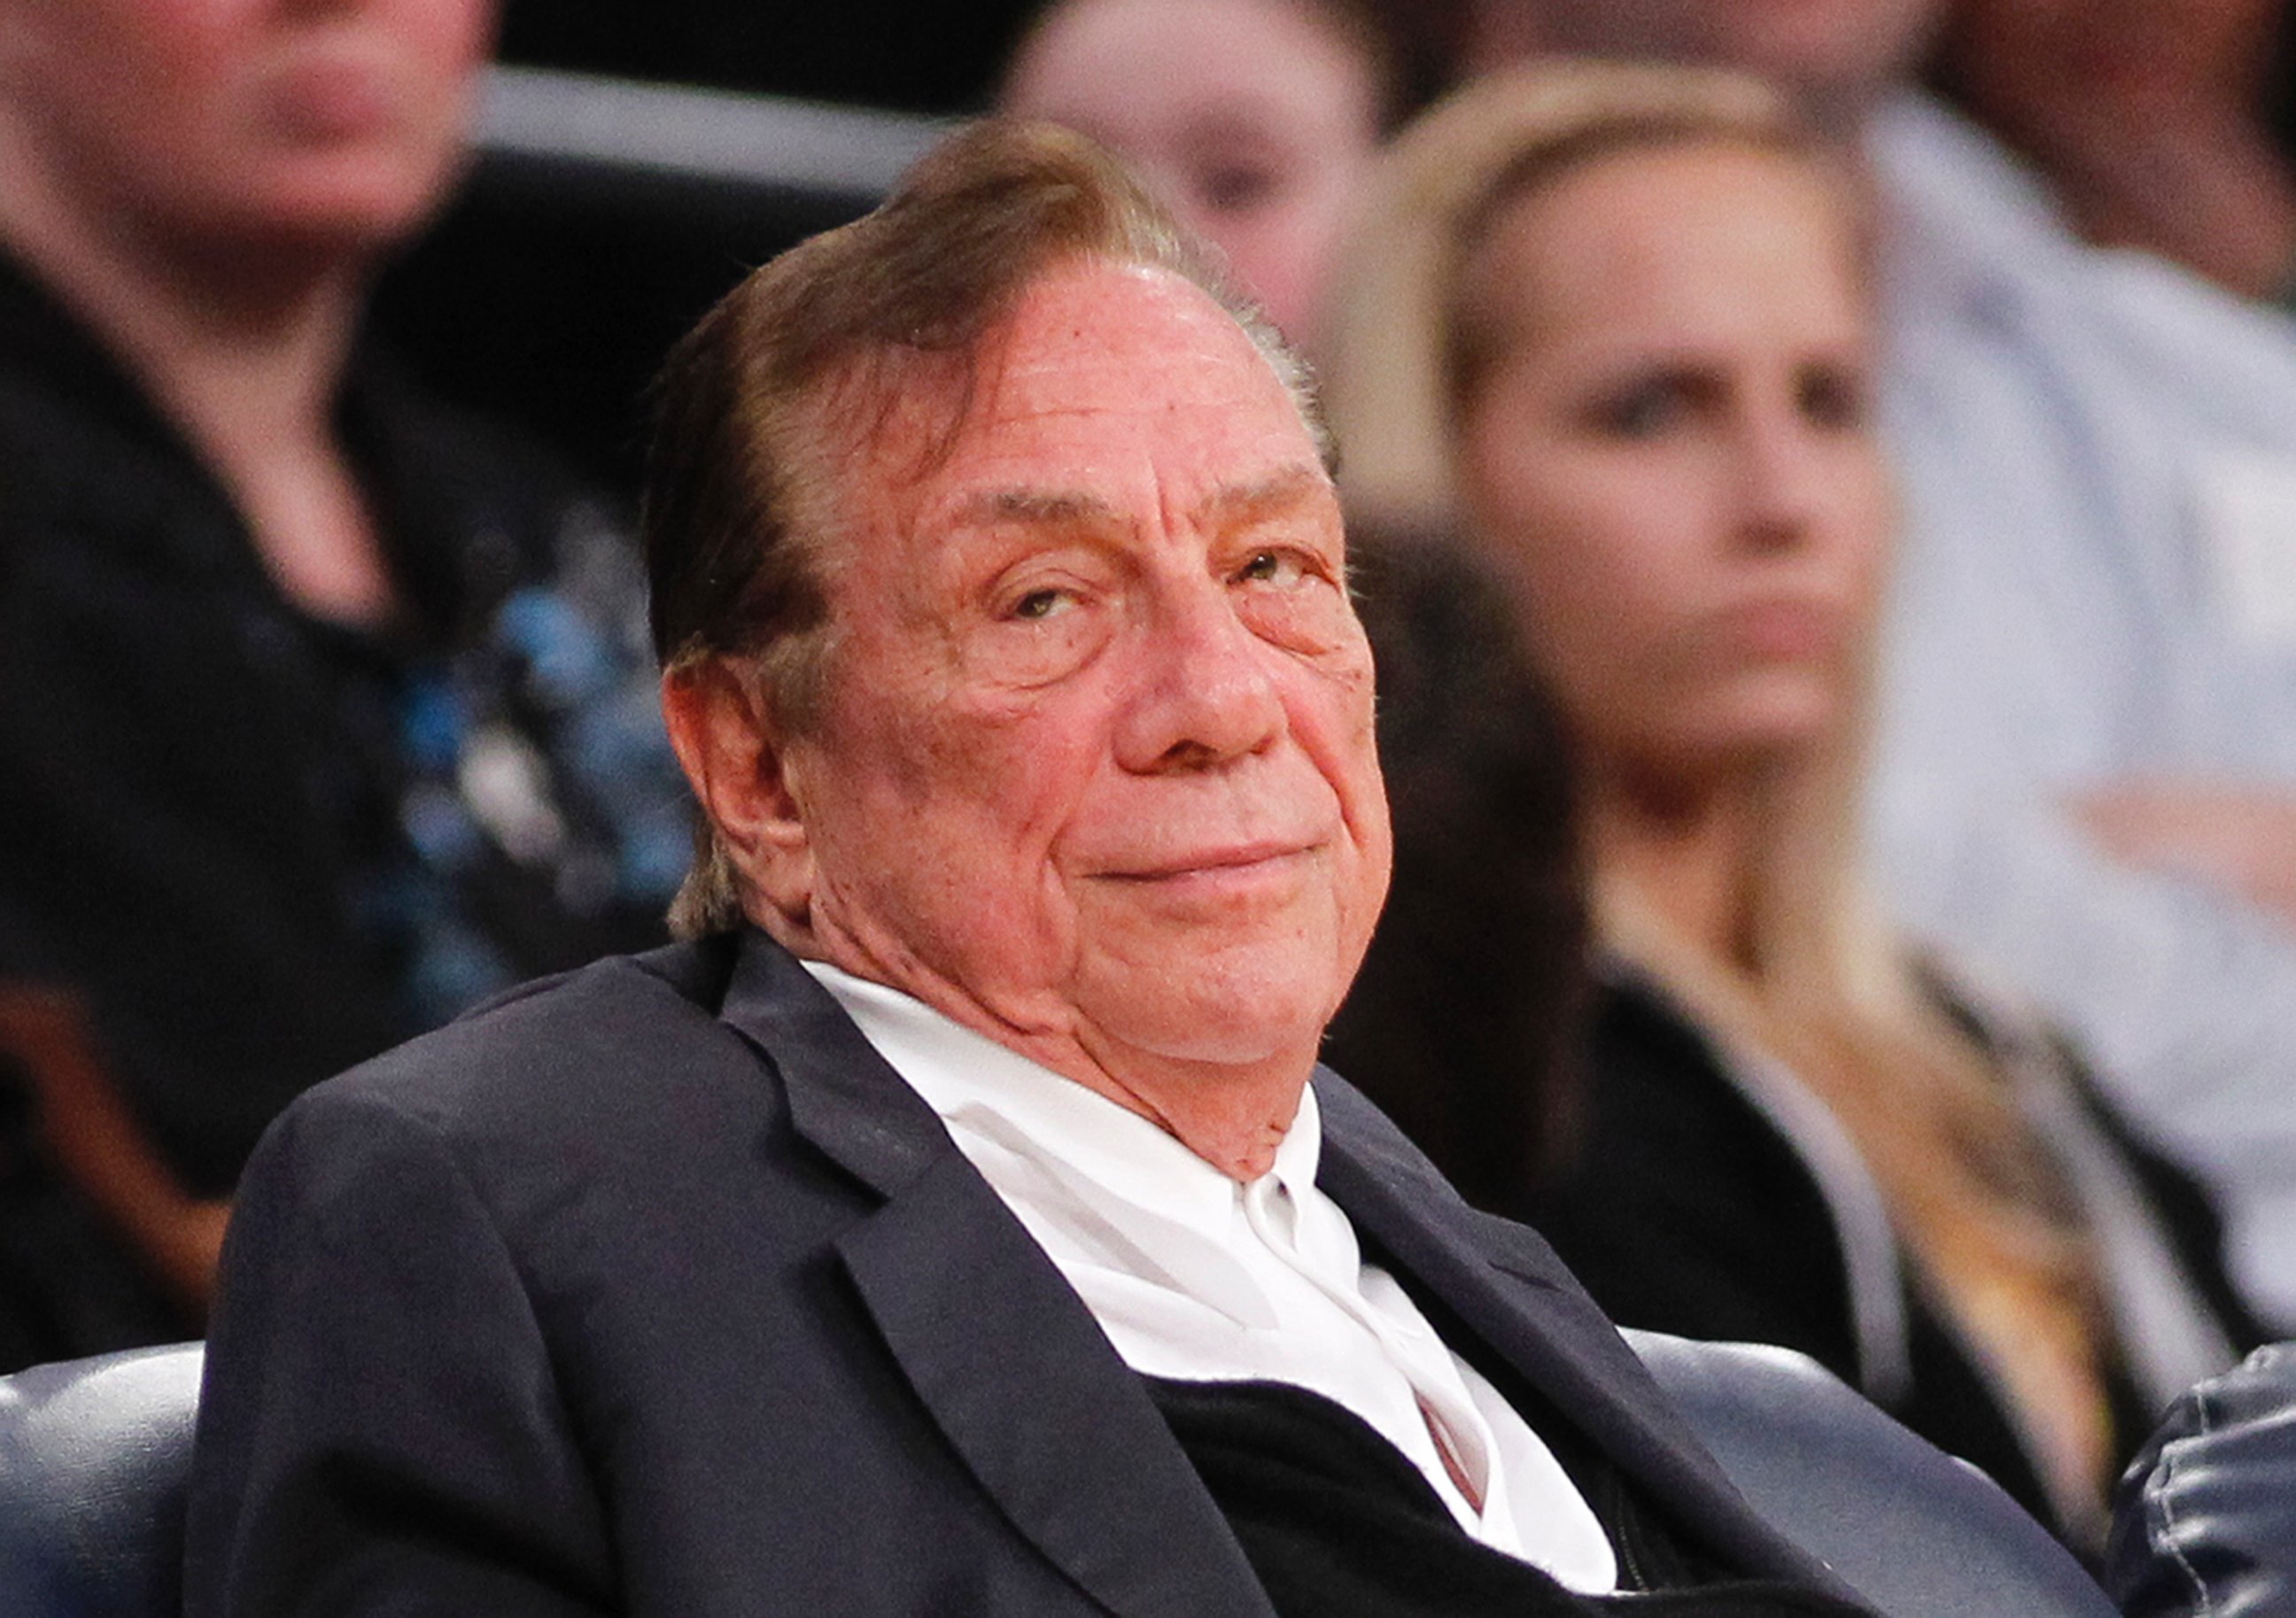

1943,0,2283,112
1002,0,1384,349
1,0,497,258
767,257,1392,1092
1473,0,1943,114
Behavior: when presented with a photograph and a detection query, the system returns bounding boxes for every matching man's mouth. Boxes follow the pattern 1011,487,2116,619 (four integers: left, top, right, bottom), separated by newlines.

1101,839,1320,883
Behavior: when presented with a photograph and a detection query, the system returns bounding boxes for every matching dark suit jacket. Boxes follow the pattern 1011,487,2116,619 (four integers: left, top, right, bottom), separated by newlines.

183,931,1850,1616
1530,975,2261,1545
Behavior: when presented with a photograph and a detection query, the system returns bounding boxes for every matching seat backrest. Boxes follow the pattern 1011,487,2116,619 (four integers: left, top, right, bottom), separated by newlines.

2109,1340,2296,1618
1625,1328,2118,1618
0,1333,2120,1618
0,1343,205,1618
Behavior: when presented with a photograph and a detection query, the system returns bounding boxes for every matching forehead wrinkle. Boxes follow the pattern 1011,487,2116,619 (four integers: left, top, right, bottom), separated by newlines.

1172,468,1335,561
1199,464,1333,529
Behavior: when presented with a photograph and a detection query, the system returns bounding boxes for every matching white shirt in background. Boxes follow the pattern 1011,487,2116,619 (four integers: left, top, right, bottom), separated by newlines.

1866,93,2296,1323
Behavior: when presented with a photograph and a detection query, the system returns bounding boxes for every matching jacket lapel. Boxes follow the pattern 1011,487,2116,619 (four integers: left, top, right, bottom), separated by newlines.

713,935,1834,1606
718,935,1273,1618
1313,1072,1840,1589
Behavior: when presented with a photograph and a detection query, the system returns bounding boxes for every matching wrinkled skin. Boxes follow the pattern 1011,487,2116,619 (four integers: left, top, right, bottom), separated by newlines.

668,259,1392,1179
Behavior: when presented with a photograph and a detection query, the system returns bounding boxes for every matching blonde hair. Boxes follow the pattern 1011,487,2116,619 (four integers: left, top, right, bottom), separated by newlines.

1325,61,2110,1528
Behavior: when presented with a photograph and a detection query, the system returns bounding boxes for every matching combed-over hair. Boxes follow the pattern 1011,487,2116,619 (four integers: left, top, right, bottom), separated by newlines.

644,119,1330,937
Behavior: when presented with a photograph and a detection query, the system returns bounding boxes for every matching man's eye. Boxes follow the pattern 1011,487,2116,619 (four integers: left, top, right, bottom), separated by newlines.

1010,587,1071,621
1236,550,1305,586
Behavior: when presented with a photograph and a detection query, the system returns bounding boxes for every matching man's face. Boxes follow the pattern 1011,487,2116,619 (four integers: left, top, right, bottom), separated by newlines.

1943,0,2281,111
783,258,1391,1084
1000,0,1384,348
2,0,495,254
1479,0,1942,110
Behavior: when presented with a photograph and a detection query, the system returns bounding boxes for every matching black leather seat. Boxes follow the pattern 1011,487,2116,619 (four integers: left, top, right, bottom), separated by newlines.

0,1334,2120,1618
0,1343,202,1618
1625,1329,2117,1618
2109,1341,2296,1618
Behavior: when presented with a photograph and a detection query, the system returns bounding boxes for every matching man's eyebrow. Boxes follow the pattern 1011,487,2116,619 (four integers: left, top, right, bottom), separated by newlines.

950,465,1331,531
953,488,1123,529
1202,466,1333,526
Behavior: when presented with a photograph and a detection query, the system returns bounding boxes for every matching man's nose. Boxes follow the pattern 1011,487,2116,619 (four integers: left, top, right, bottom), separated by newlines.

1113,573,1287,773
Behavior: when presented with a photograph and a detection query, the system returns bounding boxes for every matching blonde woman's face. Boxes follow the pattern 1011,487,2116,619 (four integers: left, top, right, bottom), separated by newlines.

1456,141,1889,791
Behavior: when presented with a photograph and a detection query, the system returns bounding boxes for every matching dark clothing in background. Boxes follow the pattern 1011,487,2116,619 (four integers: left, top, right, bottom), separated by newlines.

1326,534,1587,1220
0,252,686,1365
1532,975,2262,1542
0,912,184,1368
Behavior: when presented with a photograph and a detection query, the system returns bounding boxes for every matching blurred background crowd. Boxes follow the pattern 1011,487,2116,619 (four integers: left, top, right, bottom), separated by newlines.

11,0,2296,1562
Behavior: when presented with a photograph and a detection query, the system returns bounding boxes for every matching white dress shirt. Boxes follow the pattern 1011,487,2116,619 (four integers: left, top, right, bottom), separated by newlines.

803,961,1617,1594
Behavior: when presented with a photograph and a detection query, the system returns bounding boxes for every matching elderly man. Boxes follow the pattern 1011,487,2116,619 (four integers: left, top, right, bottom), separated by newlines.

183,124,1876,1617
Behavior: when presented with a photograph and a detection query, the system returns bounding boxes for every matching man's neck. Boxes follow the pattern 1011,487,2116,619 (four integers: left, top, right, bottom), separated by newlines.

784,927,1315,1183
915,989,1312,1184
1059,1037,1307,1183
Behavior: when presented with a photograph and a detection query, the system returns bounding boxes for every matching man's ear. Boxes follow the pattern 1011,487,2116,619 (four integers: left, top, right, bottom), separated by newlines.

661,660,818,933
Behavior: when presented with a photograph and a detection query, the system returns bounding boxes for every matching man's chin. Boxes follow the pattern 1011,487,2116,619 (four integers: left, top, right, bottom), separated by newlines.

1074,955,1344,1077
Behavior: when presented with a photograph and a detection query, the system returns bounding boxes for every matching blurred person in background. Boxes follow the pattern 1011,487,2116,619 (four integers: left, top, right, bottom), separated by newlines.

997,0,1433,352
1934,0,2296,306
1452,0,2296,1330
1462,0,1936,134
1321,62,2262,1552
0,0,685,1367
1323,533,1590,1227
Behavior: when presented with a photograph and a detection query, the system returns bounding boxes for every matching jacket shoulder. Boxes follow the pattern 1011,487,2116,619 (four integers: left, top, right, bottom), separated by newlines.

284,935,756,1157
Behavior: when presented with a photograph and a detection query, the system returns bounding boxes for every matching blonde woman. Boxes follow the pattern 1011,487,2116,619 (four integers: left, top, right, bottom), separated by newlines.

1320,61,2259,1551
